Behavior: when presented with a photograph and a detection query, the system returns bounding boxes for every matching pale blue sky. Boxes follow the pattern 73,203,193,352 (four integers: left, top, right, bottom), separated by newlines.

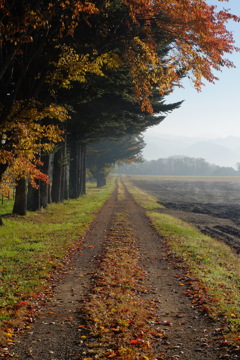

146,0,240,139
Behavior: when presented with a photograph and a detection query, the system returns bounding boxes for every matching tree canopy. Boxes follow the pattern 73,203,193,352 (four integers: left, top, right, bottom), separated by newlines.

0,0,239,196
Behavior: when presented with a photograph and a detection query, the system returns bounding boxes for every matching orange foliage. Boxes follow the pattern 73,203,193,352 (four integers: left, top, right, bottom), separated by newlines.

0,101,68,195
123,0,239,112
0,1,98,45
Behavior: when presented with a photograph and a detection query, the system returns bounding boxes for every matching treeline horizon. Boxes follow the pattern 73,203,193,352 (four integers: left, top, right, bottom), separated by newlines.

115,156,239,177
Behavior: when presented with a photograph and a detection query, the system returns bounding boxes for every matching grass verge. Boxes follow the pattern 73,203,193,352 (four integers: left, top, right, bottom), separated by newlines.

0,179,115,347
123,177,240,343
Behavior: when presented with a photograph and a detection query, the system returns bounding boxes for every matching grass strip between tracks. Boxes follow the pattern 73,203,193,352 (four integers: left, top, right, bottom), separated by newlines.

81,208,158,360
0,179,115,347
124,177,240,344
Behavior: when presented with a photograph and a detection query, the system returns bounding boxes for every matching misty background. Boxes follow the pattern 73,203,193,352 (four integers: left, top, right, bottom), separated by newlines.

142,134,240,169
138,0,240,170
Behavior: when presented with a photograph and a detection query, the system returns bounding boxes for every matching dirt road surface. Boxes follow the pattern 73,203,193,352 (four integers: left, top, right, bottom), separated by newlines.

9,180,233,360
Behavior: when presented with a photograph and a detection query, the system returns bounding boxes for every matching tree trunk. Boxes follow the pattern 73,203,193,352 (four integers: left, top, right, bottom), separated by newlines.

40,154,53,208
96,165,106,188
27,154,51,211
69,139,86,198
69,136,78,199
60,140,68,202
40,153,52,208
27,181,40,211
47,153,53,205
51,146,64,203
12,178,27,215
0,163,8,224
78,143,86,196
48,182,52,204
0,163,8,183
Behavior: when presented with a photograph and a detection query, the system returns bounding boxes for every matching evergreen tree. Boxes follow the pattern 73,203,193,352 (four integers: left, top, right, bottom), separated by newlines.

87,135,145,187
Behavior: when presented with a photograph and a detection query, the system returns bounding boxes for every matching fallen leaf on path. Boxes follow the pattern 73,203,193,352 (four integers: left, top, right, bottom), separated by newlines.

151,332,165,337
160,321,172,326
220,340,229,346
106,352,117,358
130,339,141,345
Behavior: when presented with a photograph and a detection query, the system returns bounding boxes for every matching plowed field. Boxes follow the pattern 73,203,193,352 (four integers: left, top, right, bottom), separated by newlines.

131,176,240,253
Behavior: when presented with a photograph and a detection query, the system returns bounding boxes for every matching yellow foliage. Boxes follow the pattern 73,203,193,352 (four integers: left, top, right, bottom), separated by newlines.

0,100,68,195
48,46,122,88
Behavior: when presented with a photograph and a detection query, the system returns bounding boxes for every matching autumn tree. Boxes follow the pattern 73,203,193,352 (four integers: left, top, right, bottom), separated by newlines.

0,0,121,213
79,0,239,112
0,1,114,193
50,0,239,199
0,101,67,189
0,0,239,215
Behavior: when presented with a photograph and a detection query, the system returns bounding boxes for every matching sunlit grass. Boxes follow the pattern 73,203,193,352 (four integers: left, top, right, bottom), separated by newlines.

123,177,163,210
0,199,14,216
124,177,240,342
0,179,115,342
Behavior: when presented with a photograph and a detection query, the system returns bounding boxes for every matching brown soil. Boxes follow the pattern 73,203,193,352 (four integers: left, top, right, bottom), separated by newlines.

132,178,240,254
7,180,236,360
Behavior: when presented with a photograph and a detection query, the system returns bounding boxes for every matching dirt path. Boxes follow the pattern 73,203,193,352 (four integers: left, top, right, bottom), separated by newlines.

9,186,118,360
10,180,229,360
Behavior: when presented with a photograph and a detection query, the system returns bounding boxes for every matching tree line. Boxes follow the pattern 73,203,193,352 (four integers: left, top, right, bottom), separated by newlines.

115,156,239,177
0,0,238,219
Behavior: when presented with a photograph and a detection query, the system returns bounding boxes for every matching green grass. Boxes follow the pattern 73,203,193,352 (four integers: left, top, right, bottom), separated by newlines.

124,178,163,210
0,200,14,216
0,179,115,340
124,177,240,342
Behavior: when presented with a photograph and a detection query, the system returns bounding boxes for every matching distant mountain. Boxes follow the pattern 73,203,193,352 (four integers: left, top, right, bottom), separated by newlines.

143,134,240,168
212,136,240,151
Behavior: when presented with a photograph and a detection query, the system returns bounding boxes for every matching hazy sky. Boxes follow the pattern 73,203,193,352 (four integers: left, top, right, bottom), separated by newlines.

145,0,240,139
